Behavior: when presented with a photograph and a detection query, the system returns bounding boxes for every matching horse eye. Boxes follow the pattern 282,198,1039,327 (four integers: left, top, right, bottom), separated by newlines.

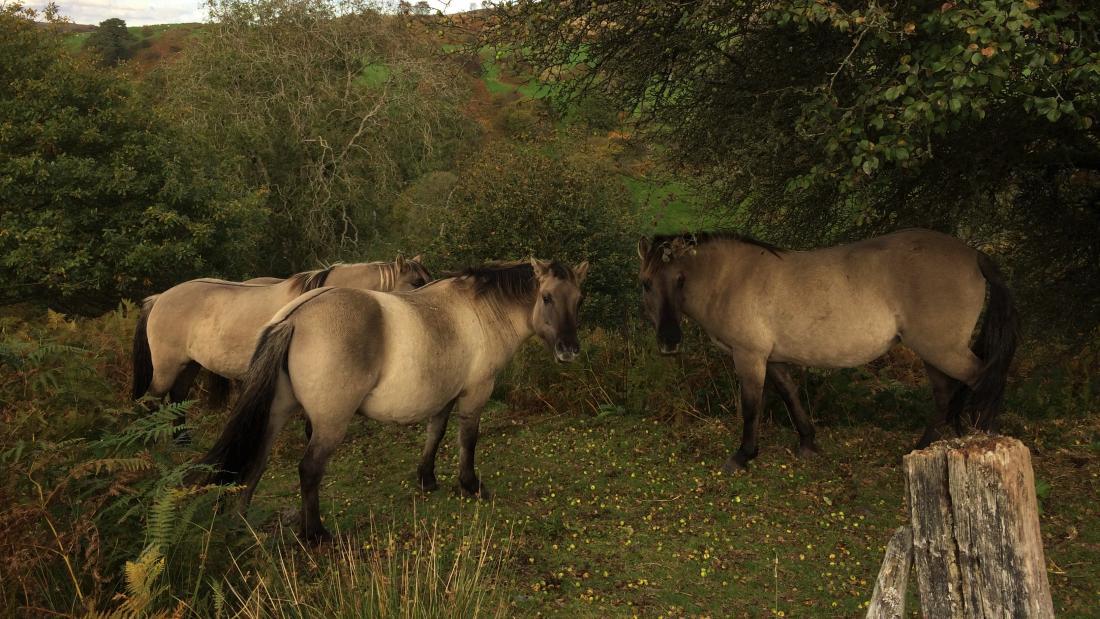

542,293,553,304
642,280,651,292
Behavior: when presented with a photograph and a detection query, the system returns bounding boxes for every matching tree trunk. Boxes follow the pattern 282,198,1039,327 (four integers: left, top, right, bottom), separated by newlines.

866,526,912,619
903,435,1054,618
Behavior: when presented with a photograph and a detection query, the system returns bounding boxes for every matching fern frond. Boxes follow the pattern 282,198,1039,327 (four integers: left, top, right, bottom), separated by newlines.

72,456,154,478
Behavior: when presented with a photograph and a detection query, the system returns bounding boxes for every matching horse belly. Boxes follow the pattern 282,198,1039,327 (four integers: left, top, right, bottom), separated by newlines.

188,314,267,379
359,379,457,424
770,311,898,369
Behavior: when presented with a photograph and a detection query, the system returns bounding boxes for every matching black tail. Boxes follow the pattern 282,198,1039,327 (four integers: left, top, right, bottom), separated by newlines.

203,373,233,409
131,297,156,400
966,253,1019,429
199,321,295,486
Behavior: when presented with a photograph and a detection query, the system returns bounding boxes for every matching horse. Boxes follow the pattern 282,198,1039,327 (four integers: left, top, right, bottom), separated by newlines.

637,229,1018,472
132,256,430,439
199,258,589,543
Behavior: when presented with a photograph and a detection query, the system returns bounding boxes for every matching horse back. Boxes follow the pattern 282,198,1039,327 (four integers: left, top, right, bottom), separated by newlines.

733,229,986,367
148,278,297,378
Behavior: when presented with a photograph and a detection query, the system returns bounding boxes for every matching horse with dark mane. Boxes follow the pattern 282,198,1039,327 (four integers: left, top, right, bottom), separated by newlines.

200,258,589,543
638,229,1017,471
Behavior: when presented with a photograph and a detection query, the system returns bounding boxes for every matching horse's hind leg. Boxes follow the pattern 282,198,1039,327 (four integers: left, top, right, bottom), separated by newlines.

298,421,349,544
168,362,201,444
767,363,819,457
417,399,455,492
915,362,966,450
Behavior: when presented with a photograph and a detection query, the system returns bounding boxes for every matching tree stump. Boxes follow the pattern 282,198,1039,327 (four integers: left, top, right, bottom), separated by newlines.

903,435,1054,618
866,526,912,619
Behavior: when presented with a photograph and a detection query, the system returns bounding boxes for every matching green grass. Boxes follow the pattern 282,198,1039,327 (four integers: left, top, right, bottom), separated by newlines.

623,176,717,234
481,58,513,96
62,31,90,52
359,63,391,88
210,400,1100,617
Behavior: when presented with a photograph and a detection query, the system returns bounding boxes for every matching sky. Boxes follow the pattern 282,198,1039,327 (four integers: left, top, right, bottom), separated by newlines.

30,0,477,26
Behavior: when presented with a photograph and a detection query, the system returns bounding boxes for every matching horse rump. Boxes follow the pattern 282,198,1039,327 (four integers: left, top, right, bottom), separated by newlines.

131,296,157,400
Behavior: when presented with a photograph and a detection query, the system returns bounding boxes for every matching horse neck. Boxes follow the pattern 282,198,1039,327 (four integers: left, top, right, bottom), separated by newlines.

467,291,535,361
680,241,756,327
326,263,388,290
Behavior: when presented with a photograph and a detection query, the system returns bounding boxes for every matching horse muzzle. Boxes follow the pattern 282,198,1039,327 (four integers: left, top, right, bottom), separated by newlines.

555,341,580,363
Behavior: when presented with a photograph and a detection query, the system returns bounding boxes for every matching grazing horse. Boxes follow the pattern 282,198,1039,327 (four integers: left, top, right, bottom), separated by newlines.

200,259,589,542
638,229,1017,471
132,256,430,438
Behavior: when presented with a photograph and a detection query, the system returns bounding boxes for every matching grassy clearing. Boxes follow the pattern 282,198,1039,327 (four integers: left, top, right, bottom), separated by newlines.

3,307,1099,616
208,390,1100,617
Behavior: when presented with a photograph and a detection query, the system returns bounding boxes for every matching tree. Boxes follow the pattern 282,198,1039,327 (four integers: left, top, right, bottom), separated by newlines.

163,0,463,272
0,4,268,314
487,0,1100,337
429,143,638,327
84,17,135,66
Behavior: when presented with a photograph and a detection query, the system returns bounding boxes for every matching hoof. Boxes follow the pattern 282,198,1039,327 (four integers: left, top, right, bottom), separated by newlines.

460,479,492,500
301,526,333,546
417,473,439,493
797,441,821,459
722,447,758,474
721,454,749,474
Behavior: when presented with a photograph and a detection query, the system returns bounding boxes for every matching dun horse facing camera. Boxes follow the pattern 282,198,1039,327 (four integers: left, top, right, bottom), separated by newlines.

638,229,1018,472
200,258,589,543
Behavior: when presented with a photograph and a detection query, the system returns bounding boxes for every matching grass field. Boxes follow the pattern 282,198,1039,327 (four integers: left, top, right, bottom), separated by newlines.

191,381,1100,617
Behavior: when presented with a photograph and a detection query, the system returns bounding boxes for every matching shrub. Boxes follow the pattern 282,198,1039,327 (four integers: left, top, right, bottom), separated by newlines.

162,0,464,273
0,5,269,315
573,91,620,133
429,143,638,327
499,100,550,140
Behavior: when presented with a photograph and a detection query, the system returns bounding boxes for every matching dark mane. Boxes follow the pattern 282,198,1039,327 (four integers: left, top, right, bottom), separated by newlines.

287,265,335,293
409,259,432,283
644,231,784,268
449,260,574,304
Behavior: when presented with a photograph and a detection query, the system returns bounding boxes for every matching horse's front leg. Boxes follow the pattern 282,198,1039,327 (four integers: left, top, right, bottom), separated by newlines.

454,382,493,498
416,399,455,492
724,354,767,473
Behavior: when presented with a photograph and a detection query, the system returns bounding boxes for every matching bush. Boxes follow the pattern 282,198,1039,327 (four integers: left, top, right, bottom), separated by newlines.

162,0,464,273
499,100,550,140
429,143,638,327
0,5,269,315
388,170,460,256
573,91,620,133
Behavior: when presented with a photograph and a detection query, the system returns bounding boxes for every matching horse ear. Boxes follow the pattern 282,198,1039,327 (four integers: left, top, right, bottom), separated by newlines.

395,254,408,271
530,257,552,279
637,237,651,261
573,260,590,284
410,254,424,264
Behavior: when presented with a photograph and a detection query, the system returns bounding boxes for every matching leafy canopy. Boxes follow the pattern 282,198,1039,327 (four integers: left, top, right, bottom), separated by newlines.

487,0,1100,335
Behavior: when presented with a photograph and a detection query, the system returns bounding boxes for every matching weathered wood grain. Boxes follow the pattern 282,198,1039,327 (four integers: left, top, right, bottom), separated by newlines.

903,435,1054,619
866,526,912,619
